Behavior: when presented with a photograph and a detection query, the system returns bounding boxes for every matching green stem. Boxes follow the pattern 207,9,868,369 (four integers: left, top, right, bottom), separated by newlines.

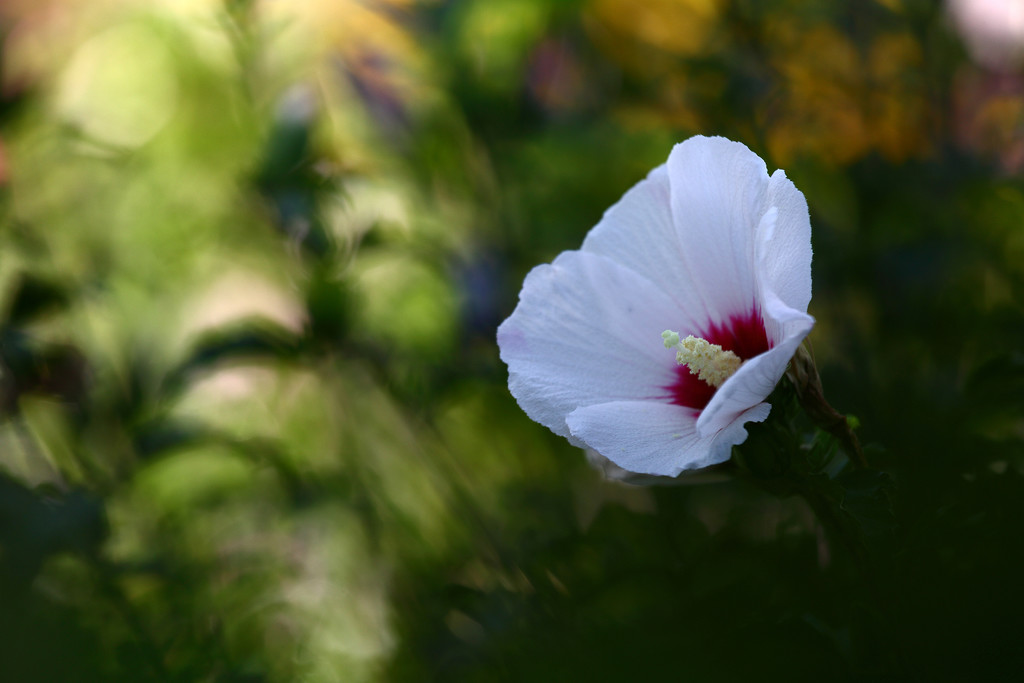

787,343,867,468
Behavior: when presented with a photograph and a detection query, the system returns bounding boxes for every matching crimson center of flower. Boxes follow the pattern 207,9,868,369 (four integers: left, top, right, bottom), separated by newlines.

662,311,771,411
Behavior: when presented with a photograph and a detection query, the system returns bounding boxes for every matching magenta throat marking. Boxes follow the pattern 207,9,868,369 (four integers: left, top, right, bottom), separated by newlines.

664,309,770,411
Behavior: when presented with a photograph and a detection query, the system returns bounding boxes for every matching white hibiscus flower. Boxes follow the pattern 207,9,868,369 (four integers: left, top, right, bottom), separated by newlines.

497,136,815,476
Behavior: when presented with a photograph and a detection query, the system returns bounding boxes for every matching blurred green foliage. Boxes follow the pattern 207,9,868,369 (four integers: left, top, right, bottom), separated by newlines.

1,0,1023,680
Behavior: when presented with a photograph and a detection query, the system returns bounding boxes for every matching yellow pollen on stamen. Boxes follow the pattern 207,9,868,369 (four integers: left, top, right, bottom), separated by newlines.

661,330,742,388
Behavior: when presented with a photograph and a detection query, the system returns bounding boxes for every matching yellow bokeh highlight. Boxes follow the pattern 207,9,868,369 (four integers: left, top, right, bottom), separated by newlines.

586,0,724,58
762,23,931,166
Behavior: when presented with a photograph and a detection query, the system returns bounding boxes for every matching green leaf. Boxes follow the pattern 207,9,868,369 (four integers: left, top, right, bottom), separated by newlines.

836,469,896,542
158,317,303,401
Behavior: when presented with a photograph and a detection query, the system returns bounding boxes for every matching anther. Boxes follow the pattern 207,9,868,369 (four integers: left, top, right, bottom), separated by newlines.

662,330,741,387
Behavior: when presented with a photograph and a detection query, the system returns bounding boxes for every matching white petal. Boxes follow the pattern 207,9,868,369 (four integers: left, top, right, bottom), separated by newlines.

696,291,813,438
667,136,770,323
497,250,682,440
566,400,770,476
759,169,813,316
581,164,712,327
